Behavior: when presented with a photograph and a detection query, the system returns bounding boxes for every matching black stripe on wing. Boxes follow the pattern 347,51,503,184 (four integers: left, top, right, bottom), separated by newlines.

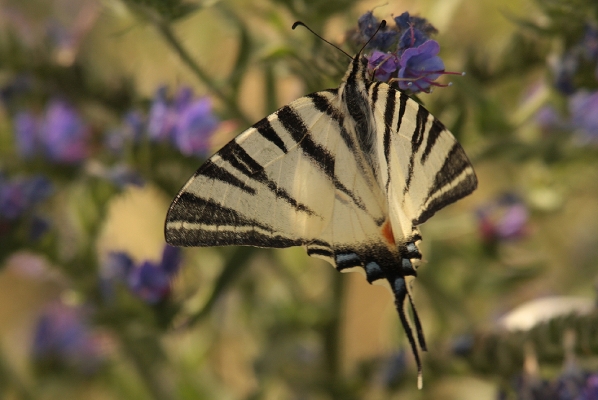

218,140,316,216
420,119,445,164
166,193,304,247
276,105,368,211
414,142,478,225
381,88,397,192
403,105,429,194
254,117,288,153
196,160,255,195
307,92,358,154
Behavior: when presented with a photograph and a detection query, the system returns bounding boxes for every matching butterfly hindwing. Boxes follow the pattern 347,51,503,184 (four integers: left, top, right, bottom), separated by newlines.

368,83,478,241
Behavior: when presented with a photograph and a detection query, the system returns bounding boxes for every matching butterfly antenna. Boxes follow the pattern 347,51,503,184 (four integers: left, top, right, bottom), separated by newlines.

292,21,352,60
358,19,387,54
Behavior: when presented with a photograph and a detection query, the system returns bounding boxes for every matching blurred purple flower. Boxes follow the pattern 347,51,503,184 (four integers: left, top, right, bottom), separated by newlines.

105,165,144,188
174,86,193,111
477,194,529,243
582,25,598,63
357,10,399,50
536,105,568,133
102,246,181,304
104,111,145,154
380,351,407,387
398,40,446,92
41,100,90,163
32,302,105,374
581,374,598,400
367,50,399,81
553,52,579,95
394,12,437,36
0,174,53,221
123,110,145,142
13,100,90,163
569,90,598,142
0,75,31,105
14,111,38,158
358,11,398,50
147,86,219,156
148,86,176,141
173,97,219,156
358,11,379,39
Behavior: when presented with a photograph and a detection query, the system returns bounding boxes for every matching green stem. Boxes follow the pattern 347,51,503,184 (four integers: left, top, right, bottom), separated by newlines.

122,337,170,400
152,19,252,126
0,348,35,400
185,246,256,326
323,270,346,399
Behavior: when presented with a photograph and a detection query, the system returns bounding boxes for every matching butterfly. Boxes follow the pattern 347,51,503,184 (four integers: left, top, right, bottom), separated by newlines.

164,22,477,388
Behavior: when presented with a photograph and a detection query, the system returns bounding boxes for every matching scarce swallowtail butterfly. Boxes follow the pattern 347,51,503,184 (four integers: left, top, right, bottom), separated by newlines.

165,20,477,388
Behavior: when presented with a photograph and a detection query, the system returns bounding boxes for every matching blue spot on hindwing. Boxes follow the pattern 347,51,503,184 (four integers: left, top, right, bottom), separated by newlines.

365,261,384,282
402,242,422,259
394,277,406,295
402,258,417,276
335,252,361,270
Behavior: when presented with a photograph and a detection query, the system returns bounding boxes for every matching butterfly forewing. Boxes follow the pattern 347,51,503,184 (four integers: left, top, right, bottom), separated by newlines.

165,89,389,255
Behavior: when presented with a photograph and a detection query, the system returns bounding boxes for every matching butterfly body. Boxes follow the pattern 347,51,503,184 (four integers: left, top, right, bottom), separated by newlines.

165,53,477,386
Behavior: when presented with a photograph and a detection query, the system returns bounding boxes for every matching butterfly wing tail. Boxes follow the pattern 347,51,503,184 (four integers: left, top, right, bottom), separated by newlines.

391,273,427,389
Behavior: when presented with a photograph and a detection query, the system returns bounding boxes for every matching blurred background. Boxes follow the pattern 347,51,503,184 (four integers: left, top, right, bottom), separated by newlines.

1,0,598,399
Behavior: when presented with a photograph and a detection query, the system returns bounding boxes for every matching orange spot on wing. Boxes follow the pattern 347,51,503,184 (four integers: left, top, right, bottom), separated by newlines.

381,220,395,245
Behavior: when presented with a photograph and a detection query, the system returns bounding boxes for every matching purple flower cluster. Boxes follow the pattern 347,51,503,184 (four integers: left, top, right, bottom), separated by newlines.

106,86,220,158
32,302,106,374
501,371,598,400
148,86,219,157
14,99,90,164
0,174,52,221
553,24,598,95
355,11,460,93
537,24,598,144
476,193,529,243
102,245,181,304
537,90,598,143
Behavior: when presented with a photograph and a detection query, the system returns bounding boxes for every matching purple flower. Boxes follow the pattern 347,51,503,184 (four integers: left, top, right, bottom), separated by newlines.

148,86,176,141
356,11,398,51
0,174,53,221
41,100,90,163
582,25,598,62
32,302,105,374
477,194,529,243
535,105,568,133
146,86,219,156
0,75,31,105
123,110,145,142
105,165,144,188
394,12,437,36
14,111,38,158
367,50,399,81
553,52,579,95
358,11,379,39
581,374,598,400
398,27,429,51
173,97,219,156
569,90,598,142
398,40,446,92
102,246,181,304
395,12,438,52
